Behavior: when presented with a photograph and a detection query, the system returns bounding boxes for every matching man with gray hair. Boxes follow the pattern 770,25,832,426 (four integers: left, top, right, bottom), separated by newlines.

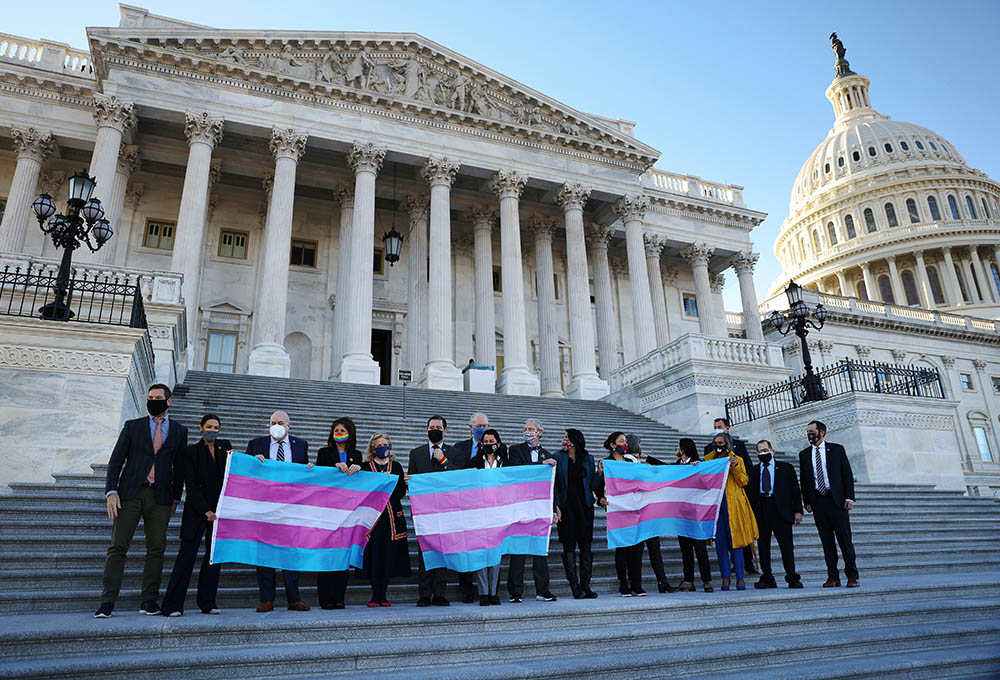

505,418,559,602
452,412,490,603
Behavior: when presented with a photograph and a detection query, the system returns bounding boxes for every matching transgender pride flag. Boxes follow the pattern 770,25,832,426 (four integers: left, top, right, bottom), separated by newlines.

408,465,555,572
211,453,398,571
603,458,730,549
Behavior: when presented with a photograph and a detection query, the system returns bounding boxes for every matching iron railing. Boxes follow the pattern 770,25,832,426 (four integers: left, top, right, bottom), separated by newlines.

0,263,148,328
725,359,946,425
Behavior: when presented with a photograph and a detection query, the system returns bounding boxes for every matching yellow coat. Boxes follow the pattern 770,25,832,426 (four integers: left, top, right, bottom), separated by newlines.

705,450,759,549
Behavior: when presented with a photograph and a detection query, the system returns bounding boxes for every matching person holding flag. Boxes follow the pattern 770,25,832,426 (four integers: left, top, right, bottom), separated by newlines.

704,432,758,591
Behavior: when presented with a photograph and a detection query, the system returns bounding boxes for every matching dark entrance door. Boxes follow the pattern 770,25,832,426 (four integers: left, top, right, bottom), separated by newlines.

371,329,392,386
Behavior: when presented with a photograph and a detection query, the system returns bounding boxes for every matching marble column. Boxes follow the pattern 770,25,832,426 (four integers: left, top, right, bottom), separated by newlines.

886,255,904,305
490,169,540,395
835,270,848,297
338,141,386,384
531,215,562,397
87,94,135,233
681,242,716,336
859,262,876,301
711,273,727,336
970,245,996,303
960,254,981,304
587,223,618,381
421,156,462,390
469,206,498,370
248,127,308,377
404,194,429,379
940,246,963,306
169,113,224,348
329,183,355,378
97,144,140,265
556,183,607,399
913,250,934,307
0,128,55,253
643,234,670,348
614,194,656,357
993,244,1000,299
733,251,764,341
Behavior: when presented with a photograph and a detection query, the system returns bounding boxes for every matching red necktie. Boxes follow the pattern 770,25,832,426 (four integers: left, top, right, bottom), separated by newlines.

148,417,164,485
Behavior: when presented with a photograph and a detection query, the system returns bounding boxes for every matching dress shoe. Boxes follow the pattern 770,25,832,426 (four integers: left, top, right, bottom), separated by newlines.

658,581,676,593
676,582,696,592
509,596,522,603
431,596,450,606
139,600,161,616
703,584,714,593
631,587,647,597
536,592,557,602
416,598,432,607
479,596,490,607
201,606,222,615
822,578,842,588
846,578,860,588
489,595,501,605
366,602,378,608
582,588,598,599
256,601,274,613
287,601,311,611
94,603,114,618
754,579,778,589
461,594,476,604
788,581,804,589
379,601,391,607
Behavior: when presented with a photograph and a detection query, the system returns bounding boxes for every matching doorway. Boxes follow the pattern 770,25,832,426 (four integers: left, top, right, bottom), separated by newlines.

371,329,392,385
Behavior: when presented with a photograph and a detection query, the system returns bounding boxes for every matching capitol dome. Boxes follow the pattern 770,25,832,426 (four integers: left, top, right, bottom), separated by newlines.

772,41,1000,317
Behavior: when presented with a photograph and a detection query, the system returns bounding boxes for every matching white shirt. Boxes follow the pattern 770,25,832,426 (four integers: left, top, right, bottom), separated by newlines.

269,436,290,461
483,456,501,469
812,442,829,491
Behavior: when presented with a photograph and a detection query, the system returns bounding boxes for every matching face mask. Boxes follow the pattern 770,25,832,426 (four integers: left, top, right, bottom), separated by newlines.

374,444,390,459
427,429,444,444
807,432,820,444
332,432,350,443
481,443,497,455
715,444,726,453
472,427,487,441
757,452,772,463
713,428,725,437
202,430,220,442
615,444,628,455
561,438,571,449
269,424,286,440
147,399,168,416
524,433,536,444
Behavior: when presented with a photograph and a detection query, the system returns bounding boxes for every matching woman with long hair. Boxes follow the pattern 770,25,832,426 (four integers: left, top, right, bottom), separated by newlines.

600,431,646,597
470,428,508,605
674,438,713,592
553,428,601,599
705,432,758,591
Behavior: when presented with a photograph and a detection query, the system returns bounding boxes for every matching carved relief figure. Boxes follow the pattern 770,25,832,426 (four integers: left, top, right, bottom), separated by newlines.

398,59,425,98
218,45,246,64
317,51,347,85
346,49,375,89
830,32,846,60
448,73,471,111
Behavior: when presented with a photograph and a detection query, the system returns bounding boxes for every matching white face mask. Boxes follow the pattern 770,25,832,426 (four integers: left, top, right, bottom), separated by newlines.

269,424,287,440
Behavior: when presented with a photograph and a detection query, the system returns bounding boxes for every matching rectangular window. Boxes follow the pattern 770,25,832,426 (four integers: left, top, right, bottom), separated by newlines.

553,273,560,300
992,377,1000,395
589,278,596,304
682,292,698,317
217,229,248,259
290,239,317,267
493,266,502,293
205,331,237,374
373,247,384,276
143,219,176,251
960,373,975,391
972,426,993,463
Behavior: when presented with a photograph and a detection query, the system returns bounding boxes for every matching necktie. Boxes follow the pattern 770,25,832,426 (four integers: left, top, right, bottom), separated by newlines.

147,417,164,485
762,464,771,494
815,446,827,493
277,440,285,462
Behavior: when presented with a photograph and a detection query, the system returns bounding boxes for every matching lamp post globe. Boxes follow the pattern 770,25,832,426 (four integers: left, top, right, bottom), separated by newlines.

382,226,403,266
31,193,56,221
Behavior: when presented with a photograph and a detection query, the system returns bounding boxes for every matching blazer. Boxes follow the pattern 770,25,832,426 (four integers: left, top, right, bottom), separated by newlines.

507,442,553,466
798,441,856,509
244,435,309,464
179,438,231,540
470,445,509,469
315,446,363,469
366,460,408,540
551,450,601,509
407,442,461,475
705,437,752,476
105,415,189,506
746,460,803,526
450,438,480,470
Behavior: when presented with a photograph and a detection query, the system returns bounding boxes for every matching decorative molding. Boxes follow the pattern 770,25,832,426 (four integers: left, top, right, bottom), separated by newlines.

269,127,308,162
527,214,558,241
10,127,55,163
774,409,956,445
585,222,615,249
489,169,527,199
661,265,680,286
732,251,759,275
184,111,225,148
116,143,141,177
614,194,650,223
92,93,136,132
855,344,872,359
124,181,144,207
38,169,66,198
404,193,429,221
0,345,132,376
973,359,987,372
643,233,666,257
555,183,591,211
680,242,714,267
468,205,498,230
891,348,907,363
422,156,460,187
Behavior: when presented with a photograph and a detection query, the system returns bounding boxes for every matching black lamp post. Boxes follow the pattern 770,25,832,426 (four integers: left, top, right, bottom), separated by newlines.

31,169,113,320
769,280,829,402
380,162,403,266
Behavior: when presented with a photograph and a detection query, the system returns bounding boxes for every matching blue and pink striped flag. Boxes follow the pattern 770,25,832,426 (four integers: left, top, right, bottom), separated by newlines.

211,453,398,571
603,458,730,548
408,465,555,572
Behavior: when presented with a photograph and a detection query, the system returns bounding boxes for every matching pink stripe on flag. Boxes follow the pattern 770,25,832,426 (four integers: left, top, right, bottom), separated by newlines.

604,472,726,496
225,474,391,512
606,501,719,530
215,517,371,550
416,517,552,554
410,480,552,515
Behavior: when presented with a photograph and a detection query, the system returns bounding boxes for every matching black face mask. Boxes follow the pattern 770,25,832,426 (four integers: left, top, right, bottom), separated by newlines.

714,444,726,453
481,444,497,455
147,399,168,416
757,453,772,464
427,429,444,444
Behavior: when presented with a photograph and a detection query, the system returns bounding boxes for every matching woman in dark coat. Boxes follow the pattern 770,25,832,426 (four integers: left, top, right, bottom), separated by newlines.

470,428,508,605
315,417,364,609
552,428,602,599
675,438,714,592
357,431,410,606
599,431,646,597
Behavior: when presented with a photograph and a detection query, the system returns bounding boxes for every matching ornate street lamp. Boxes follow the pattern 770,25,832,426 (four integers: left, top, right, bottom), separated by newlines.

31,169,113,320
769,280,828,402
380,161,402,266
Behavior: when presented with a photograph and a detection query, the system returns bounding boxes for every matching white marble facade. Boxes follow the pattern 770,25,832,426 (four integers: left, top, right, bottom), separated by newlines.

0,5,766,397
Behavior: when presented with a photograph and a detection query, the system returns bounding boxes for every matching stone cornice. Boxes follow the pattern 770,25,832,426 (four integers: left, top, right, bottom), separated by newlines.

0,61,97,112
822,310,1000,345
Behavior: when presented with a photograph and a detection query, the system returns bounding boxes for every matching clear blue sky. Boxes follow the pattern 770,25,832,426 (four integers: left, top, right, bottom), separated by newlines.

8,0,998,309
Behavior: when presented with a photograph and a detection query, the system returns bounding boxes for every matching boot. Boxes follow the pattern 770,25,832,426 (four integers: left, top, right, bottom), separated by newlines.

579,550,598,598
561,552,582,599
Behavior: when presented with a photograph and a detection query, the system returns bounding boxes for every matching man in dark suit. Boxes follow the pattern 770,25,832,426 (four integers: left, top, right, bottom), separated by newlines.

747,439,803,589
246,410,311,612
505,418,558,603
799,420,859,588
96,384,188,618
449,411,490,603
408,414,460,607
705,417,757,574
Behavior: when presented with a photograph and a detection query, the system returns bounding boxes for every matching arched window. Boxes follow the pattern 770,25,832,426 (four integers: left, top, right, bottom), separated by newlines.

811,229,821,253
991,262,1000,299
926,266,944,305
877,275,895,304
941,144,948,153
884,142,893,152
954,264,970,301
915,140,924,150
927,196,941,220
947,195,960,219
884,202,899,227
824,162,830,173
900,141,910,151
852,150,860,162
845,214,857,238
966,196,977,219
827,221,838,245
901,270,919,306
868,146,876,156
857,281,868,300
863,208,877,233
838,156,845,167
982,197,992,219
929,141,938,151
906,198,920,224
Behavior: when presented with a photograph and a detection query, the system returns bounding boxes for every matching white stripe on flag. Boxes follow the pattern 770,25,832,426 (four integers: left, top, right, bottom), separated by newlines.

608,485,723,513
219,496,383,531
412,498,552,536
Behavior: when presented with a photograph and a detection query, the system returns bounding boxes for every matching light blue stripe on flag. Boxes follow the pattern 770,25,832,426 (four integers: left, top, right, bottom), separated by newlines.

421,534,549,572
213,538,364,571
408,464,554,494
608,517,717,547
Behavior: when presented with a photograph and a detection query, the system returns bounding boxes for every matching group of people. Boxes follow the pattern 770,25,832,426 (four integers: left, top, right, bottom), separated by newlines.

94,384,860,618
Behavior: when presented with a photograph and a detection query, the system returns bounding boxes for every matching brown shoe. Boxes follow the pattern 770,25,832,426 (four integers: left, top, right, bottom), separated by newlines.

676,582,696,592
256,601,274,613
846,579,860,588
287,600,311,611
822,578,842,588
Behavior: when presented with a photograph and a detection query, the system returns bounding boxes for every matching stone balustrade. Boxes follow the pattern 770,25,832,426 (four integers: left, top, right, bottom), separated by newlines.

0,32,93,76
642,168,746,207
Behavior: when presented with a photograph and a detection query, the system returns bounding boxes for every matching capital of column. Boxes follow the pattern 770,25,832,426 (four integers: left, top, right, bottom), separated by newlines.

527,214,558,241
710,273,726,294
261,172,274,201
680,242,714,267
184,111,225,148
614,193,650,223
859,261,871,272
940,354,956,369
555,183,591,211
270,127,308,162
468,205,498,231
887,254,897,265
585,222,614,249
972,359,987,372
333,183,356,207
92,93,136,132
422,156,460,187
610,256,630,279
207,159,223,191
38,169,66,198
11,127,55,162
125,180,144,207
732,250,759,275
489,168,527,200
662,265,680,286
643,233,666,257
117,143,141,177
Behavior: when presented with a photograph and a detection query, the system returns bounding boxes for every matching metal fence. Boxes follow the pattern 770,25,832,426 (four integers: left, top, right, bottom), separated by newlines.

725,359,946,425
0,263,148,328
